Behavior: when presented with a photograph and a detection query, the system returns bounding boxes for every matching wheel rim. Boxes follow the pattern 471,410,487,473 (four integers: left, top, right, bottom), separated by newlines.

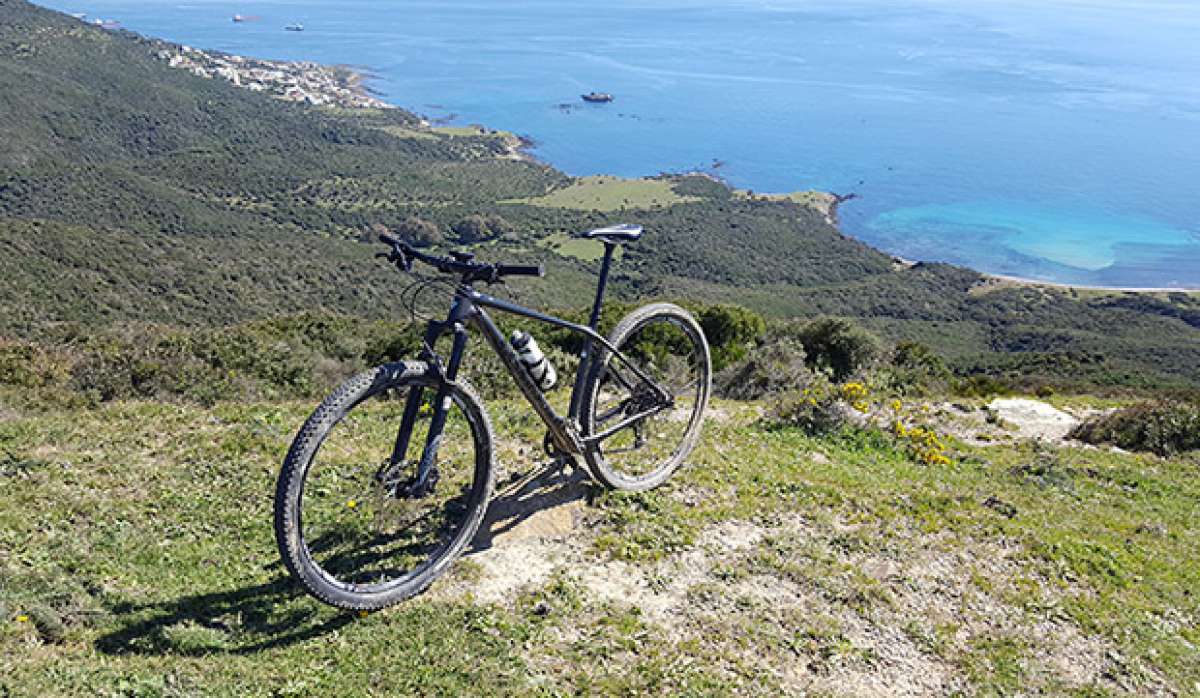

299,381,485,594
588,315,707,482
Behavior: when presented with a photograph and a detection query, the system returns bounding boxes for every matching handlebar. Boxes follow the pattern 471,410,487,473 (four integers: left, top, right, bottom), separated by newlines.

378,233,544,283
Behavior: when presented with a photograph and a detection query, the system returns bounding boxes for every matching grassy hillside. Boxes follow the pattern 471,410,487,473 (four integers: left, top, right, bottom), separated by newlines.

2,394,1197,695
0,0,1198,395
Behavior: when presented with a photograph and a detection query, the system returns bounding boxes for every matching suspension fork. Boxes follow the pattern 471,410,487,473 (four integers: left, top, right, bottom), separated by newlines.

389,312,470,497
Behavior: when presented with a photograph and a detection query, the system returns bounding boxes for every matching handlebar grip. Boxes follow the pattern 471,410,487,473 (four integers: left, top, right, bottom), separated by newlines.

496,263,545,278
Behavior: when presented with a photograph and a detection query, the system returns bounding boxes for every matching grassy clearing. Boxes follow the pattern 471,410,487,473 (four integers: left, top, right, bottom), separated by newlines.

734,189,836,216
537,232,623,263
1,395,1196,695
431,125,507,138
505,176,699,212
376,125,437,140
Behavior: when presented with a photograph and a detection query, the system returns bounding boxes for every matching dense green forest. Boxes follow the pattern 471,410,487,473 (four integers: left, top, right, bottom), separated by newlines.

1,0,1197,393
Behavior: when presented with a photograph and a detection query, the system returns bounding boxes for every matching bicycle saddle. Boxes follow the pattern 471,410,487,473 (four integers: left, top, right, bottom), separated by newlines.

578,223,643,244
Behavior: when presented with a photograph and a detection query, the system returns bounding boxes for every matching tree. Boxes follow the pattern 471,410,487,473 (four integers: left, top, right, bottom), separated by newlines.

451,214,514,243
793,317,881,381
451,215,489,243
394,216,442,247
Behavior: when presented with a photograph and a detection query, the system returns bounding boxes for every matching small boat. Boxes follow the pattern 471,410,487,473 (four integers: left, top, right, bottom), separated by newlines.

581,91,614,103
233,14,247,22
284,23,304,31
91,18,121,29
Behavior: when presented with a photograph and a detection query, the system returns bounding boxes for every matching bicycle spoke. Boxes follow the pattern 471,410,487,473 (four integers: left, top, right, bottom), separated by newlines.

586,309,709,484
298,382,483,592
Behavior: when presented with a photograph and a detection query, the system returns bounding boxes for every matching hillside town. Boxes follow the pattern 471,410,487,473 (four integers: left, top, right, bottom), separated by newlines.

152,43,390,109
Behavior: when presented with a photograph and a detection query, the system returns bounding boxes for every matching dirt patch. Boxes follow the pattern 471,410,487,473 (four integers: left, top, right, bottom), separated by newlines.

988,398,1079,441
443,502,1143,695
937,398,1096,447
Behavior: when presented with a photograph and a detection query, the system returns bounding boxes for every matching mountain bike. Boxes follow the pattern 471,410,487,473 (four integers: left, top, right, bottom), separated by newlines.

274,225,712,609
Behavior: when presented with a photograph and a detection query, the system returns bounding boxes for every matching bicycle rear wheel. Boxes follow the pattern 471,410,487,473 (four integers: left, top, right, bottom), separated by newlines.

274,362,493,610
581,303,711,491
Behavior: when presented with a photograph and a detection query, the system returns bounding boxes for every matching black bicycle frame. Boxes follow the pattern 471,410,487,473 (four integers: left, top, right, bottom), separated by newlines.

392,242,671,492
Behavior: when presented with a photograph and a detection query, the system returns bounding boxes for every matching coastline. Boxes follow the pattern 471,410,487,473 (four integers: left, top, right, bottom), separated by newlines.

977,273,1200,295
140,29,1196,296
146,37,391,109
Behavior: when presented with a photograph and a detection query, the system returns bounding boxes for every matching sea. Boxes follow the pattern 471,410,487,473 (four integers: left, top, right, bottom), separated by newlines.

36,0,1200,289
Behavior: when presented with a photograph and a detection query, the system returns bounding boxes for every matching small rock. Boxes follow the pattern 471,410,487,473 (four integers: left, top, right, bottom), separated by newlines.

982,495,1017,519
1135,522,1168,538
29,606,66,644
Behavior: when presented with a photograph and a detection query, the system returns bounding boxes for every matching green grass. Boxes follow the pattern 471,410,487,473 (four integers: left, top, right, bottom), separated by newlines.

504,175,699,211
376,125,437,140
734,189,835,214
2,394,1196,695
537,231,623,262
431,125,497,137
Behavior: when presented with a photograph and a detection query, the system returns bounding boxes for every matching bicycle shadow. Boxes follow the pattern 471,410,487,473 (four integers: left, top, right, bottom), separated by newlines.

94,576,354,657
470,462,594,552
94,462,592,657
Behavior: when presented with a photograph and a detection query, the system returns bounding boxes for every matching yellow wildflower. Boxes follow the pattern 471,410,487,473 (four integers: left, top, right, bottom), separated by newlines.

346,500,358,509
16,614,28,623
840,382,868,400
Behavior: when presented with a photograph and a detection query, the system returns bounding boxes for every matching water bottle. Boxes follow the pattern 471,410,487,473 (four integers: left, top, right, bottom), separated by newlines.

510,330,557,391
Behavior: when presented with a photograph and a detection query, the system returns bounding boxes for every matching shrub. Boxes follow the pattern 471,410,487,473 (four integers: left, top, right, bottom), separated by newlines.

1070,401,1200,456
698,304,766,372
715,337,811,400
767,373,849,434
890,421,951,465
0,342,67,388
792,317,882,382
954,374,1012,398
892,341,947,375
451,214,513,243
393,216,442,247
877,341,952,397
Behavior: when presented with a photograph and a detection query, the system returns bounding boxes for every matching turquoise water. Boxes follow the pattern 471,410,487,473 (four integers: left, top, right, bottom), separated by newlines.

35,0,1200,288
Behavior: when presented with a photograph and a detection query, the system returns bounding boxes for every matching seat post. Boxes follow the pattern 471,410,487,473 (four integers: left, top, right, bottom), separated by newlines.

587,242,616,330
569,241,616,421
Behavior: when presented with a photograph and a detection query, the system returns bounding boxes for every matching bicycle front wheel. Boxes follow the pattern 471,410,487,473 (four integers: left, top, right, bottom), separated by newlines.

581,303,711,491
274,362,494,610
